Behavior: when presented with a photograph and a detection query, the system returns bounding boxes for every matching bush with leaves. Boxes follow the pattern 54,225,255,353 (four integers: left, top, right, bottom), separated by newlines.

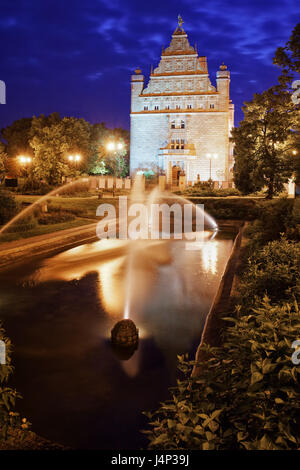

144,236,300,450
238,238,300,310
17,178,53,196
145,296,300,450
0,191,19,225
245,198,294,248
0,323,25,440
37,211,75,225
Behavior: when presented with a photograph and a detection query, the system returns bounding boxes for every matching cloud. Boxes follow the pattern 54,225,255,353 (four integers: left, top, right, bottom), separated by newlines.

0,0,299,129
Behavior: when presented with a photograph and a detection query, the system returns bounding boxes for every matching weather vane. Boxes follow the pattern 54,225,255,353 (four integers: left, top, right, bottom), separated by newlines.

178,14,184,29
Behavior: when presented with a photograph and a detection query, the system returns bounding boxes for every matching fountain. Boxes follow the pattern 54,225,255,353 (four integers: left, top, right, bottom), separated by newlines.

1,175,219,363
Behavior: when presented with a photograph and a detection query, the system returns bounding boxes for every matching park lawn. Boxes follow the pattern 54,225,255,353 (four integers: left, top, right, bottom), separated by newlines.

15,195,119,219
0,217,95,243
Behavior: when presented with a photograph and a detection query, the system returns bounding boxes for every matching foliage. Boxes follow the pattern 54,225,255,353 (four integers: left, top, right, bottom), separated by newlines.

58,180,90,197
17,177,53,195
273,23,300,77
0,114,129,186
144,237,300,450
0,142,7,182
238,238,300,309
29,114,92,185
244,198,294,248
37,211,75,225
1,118,33,161
232,85,297,198
177,187,241,197
0,323,28,440
0,191,19,225
188,197,259,220
6,214,37,233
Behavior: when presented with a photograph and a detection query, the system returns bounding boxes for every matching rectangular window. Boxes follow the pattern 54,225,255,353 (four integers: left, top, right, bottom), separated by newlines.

187,104,192,109
144,106,148,110
154,105,159,110
210,104,215,109
176,105,181,110
165,105,170,110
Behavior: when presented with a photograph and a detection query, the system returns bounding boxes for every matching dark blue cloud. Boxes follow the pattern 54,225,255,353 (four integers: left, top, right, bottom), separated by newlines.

0,0,299,132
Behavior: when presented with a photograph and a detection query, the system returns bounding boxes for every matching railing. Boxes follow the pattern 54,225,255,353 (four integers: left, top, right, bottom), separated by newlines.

159,148,195,155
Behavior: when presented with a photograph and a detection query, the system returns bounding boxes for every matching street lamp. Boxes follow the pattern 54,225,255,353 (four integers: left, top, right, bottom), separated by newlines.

18,155,32,176
18,155,32,164
206,153,218,180
68,154,81,176
106,140,124,177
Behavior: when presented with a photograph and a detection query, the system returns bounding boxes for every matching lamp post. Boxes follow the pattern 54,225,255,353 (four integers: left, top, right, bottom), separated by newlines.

106,141,124,177
68,154,81,176
205,153,218,181
18,155,32,177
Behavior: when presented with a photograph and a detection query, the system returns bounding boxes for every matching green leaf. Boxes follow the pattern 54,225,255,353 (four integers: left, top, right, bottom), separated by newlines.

251,371,263,385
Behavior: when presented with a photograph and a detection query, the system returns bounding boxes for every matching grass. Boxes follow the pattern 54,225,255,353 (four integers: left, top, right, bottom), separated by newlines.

0,195,121,243
0,218,95,243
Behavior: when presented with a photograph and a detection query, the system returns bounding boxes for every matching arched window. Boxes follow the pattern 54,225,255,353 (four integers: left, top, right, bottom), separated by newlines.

181,120,185,129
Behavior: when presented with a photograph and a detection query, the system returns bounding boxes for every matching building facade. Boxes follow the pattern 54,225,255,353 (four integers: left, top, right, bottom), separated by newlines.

130,18,234,184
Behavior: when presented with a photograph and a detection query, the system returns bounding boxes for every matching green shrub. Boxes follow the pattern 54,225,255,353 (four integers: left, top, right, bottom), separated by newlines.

0,323,24,440
188,198,259,220
59,181,90,197
245,199,294,248
37,211,75,225
0,191,19,225
292,198,300,225
17,178,53,195
145,236,300,450
145,297,300,450
6,214,37,233
238,238,300,309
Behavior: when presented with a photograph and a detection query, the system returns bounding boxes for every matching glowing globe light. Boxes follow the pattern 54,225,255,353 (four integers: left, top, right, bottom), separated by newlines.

107,142,115,151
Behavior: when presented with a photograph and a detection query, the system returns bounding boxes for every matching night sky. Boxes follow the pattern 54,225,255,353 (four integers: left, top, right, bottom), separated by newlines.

0,0,299,131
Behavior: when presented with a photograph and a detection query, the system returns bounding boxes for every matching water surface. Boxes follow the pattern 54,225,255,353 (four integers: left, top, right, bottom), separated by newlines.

0,232,233,449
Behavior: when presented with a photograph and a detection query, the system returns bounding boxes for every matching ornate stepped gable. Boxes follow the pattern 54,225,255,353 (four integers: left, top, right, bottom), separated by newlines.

142,23,215,96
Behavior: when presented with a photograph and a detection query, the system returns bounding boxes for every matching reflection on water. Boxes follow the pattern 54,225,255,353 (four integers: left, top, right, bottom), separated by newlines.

0,234,233,449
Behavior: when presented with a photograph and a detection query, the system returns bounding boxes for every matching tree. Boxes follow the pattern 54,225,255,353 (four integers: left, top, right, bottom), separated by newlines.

273,23,300,184
29,115,92,185
273,23,300,77
1,117,33,159
0,142,7,182
232,85,297,198
87,122,109,175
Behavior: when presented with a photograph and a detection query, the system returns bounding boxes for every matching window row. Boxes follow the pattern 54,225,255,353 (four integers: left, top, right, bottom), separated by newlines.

143,103,215,111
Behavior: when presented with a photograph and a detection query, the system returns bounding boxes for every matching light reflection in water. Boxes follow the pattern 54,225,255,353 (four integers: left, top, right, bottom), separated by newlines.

201,241,218,275
31,237,232,375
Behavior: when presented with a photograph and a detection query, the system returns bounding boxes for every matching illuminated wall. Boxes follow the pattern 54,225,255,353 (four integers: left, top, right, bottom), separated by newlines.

129,21,234,182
